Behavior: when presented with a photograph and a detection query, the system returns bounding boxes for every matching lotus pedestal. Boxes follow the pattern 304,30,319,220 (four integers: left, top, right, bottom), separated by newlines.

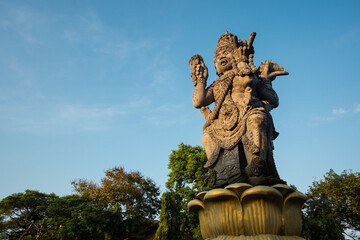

188,184,306,240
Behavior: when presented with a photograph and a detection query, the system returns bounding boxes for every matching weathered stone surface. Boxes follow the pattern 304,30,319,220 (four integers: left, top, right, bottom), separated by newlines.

188,185,306,240
190,31,289,188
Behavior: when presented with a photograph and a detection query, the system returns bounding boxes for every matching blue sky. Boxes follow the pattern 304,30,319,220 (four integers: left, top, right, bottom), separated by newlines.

0,0,359,199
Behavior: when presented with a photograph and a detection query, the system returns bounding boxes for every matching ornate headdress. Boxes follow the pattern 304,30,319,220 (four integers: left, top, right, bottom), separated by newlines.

215,30,238,58
214,31,258,75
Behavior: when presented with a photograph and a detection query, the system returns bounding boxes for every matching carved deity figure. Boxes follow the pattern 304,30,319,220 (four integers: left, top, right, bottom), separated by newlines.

190,31,289,188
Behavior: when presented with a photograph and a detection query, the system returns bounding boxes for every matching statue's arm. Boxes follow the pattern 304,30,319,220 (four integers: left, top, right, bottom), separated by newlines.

257,78,279,110
259,60,289,81
257,60,289,110
189,54,215,108
192,83,214,109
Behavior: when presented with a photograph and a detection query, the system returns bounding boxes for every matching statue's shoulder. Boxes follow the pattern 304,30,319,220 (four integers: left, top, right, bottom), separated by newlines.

206,79,217,91
206,78,223,94
209,72,233,87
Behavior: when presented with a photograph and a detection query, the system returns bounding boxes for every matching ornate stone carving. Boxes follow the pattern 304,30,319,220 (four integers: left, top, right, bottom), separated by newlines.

190,31,289,188
188,184,306,240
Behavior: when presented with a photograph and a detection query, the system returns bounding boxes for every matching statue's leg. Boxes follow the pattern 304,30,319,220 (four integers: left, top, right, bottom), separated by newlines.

244,112,268,162
266,147,286,184
202,131,244,188
214,146,243,186
242,112,269,183
202,131,221,168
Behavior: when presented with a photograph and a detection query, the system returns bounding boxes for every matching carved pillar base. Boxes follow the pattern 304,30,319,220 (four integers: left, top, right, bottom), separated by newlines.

212,235,304,240
188,184,306,240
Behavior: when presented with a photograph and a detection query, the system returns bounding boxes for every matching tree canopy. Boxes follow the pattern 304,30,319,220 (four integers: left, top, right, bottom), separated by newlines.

44,194,124,240
0,167,160,240
1,150,359,240
0,190,56,240
154,191,183,240
155,143,209,240
302,169,360,240
72,166,161,238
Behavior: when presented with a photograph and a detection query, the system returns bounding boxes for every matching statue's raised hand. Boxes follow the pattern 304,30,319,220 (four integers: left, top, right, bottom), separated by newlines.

189,54,208,86
234,32,256,62
232,32,258,75
259,60,289,81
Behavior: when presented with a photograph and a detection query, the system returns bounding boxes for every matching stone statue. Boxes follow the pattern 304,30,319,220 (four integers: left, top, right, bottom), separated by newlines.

188,32,305,240
189,31,289,188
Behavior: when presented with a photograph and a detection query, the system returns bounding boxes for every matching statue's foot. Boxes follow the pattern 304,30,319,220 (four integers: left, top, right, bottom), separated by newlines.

228,174,248,185
248,176,268,185
267,176,287,185
248,176,287,186
245,157,267,178
204,180,229,191
204,174,248,190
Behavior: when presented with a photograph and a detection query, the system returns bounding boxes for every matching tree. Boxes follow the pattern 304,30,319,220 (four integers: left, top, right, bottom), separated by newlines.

0,191,123,240
302,169,360,240
1,167,160,240
0,190,57,240
44,194,124,240
154,191,182,240
302,192,345,240
72,166,161,238
155,143,209,240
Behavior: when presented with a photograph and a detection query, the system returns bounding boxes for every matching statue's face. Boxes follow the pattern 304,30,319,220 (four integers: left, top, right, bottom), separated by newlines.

215,51,233,75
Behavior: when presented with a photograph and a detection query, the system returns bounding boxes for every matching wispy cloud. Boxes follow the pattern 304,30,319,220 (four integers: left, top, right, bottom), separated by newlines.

61,10,156,60
333,26,360,47
313,107,347,122
54,104,129,132
59,8,179,94
332,108,347,115
313,116,337,122
0,95,159,134
0,3,181,135
0,104,121,134
313,104,360,123
353,104,360,113
59,105,121,121
0,3,47,44
0,3,157,59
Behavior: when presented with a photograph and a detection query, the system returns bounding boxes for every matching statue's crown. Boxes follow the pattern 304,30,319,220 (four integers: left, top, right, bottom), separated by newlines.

215,30,238,56
218,30,238,46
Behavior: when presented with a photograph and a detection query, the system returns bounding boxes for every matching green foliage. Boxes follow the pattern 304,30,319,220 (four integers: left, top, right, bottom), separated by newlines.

155,143,209,240
72,166,161,239
44,194,125,240
0,191,123,240
302,169,360,240
1,167,160,240
154,191,182,240
302,194,345,240
0,189,56,240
